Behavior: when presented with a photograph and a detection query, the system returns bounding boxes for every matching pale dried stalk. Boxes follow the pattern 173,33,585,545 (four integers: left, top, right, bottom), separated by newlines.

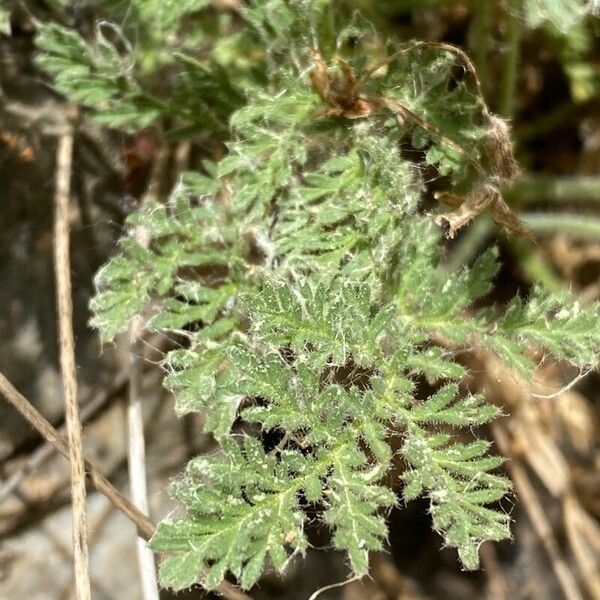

126,141,169,600
128,325,159,600
0,372,252,600
53,104,91,600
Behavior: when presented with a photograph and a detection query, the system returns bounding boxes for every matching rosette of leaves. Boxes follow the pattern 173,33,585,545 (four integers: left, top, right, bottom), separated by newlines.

82,1,600,592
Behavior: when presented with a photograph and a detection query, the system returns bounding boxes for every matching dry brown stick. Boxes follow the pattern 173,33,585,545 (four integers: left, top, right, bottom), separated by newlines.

0,374,154,538
53,103,92,600
0,371,128,505
1,383,161,542
0,372,252,600
493,423,584,600
0,332,168,507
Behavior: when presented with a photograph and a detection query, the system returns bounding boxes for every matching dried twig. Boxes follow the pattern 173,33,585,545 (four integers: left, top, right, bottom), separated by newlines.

53,103,91,600
0,371,128,505
0,372,252,600
0,374,154,537
61,499,120,599
46,523,116,600
434,182,534,240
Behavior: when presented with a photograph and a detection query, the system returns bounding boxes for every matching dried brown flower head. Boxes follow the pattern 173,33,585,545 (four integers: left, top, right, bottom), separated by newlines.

309,49,382,119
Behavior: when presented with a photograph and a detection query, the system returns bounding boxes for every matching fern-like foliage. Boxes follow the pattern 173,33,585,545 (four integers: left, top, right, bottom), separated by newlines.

35,13,243,133
38,0,600,592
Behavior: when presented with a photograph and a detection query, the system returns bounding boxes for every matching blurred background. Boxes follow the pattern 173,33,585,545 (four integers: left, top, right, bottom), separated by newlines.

0,1,599,599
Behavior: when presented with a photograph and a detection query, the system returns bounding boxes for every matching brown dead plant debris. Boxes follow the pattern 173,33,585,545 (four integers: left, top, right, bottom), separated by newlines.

435,182,534,240
308,43,531,241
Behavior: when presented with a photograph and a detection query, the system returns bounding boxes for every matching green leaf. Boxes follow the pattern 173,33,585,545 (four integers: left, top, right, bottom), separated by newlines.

82,2,600,589
158,551,203,591
150,440,309,590
402,425,511,569
325,455,395,575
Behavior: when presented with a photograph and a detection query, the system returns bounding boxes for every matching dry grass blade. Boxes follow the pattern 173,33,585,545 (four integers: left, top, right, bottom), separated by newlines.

493,424,584,600
52,103,91,600
510,417,569,498
563,495,600,600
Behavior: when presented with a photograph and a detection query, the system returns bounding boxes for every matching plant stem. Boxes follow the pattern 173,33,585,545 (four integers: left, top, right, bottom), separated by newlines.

469,0,493,96
126,138,169,600
0,371,156,538
445,218,493,272
128,328,160,600
521,213,600,239
53,103,92,600
509,239,563,291
499,0,522,119
0,370,128,505
507,175,600,203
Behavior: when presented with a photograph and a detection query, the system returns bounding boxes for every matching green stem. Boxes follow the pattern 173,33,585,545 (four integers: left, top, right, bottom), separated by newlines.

445,218,493,272
522,213,600,239
507,175,600,204
508,239,563,291
499,0,522,119
468,0,493,96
